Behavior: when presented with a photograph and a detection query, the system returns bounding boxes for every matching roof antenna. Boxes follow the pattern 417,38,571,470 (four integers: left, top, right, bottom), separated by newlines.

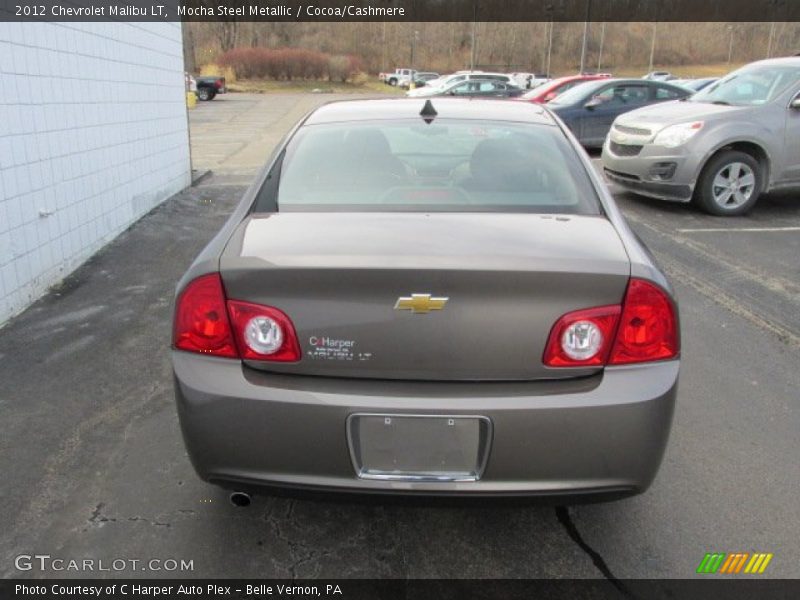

420,99,437,124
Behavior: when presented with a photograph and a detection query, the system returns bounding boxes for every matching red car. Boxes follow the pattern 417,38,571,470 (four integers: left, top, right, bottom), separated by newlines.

519,74,612,103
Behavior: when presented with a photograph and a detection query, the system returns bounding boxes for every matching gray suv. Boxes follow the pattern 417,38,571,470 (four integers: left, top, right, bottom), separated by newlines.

602,57,800,215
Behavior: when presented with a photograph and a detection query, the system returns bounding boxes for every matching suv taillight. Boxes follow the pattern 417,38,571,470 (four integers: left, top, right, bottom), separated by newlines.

543,278,678,368
173,274,300,362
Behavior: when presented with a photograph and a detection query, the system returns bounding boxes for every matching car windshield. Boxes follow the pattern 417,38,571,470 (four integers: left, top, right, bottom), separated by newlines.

546,81,603,106
690,64,800,106
266,120,600,214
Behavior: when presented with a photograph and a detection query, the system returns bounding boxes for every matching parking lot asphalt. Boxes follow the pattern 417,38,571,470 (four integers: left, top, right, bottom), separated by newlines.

1,93,799,583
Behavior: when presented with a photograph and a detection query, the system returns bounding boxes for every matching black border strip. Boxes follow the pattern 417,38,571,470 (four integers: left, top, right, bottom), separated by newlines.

3,579,800,600
1,0,799,22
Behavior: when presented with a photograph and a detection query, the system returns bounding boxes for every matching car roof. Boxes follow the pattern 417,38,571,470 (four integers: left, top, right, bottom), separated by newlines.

551,74,599,82
740,56,800,68
542,74,609,86
304,98,555,126
576,77,684,88
449,72,509,77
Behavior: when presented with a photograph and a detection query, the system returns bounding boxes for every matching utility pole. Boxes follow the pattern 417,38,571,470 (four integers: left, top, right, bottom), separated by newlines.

470,0,478,71
597,22,606,71
579,0,591,74
546,21,554,76
767,22,775,58
410,29,418,68
470,22,476,71
648,22,658,73
579,21,589,74
727,25,734,65
382,22,386,74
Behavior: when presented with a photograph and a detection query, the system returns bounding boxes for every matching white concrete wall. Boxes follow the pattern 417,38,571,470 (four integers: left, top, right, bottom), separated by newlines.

0,22,191,324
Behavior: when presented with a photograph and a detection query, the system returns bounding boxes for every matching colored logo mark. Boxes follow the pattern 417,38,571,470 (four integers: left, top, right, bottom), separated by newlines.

697,552,773,574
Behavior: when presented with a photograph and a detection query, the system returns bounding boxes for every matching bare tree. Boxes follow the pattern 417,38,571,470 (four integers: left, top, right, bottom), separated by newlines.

192,21,800,75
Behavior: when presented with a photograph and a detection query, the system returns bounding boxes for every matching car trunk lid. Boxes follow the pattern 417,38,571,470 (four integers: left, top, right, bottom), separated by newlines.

220,213,630,381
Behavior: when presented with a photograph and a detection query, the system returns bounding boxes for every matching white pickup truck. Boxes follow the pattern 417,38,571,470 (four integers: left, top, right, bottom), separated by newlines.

379,68,416,87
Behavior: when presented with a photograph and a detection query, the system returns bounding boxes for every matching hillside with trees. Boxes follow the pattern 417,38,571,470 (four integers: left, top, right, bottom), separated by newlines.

184,22,800,78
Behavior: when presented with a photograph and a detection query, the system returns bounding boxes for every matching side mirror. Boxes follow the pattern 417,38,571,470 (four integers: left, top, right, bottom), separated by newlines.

791,97,800,109
584,97,603,110
543,92,557,102
448,90,456,96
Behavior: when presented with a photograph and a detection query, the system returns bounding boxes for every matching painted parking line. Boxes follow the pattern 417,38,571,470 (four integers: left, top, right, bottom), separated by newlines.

677,227,800,233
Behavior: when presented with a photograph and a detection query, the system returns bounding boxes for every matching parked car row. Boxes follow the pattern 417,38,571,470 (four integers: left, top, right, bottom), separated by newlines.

384,56,800,216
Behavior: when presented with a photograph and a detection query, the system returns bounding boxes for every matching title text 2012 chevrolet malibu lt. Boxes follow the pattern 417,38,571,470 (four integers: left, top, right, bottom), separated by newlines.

172,99,680,501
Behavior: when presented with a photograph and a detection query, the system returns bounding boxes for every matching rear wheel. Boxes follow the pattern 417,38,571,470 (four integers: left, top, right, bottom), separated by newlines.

388,78,398,86
694,150,762,216
197,87,215,101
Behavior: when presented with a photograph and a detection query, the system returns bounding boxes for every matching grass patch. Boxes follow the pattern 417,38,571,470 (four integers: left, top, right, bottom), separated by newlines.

227,78,405,95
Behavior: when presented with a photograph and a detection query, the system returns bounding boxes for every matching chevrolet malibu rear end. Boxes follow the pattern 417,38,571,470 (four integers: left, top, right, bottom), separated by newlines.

172,99,680,500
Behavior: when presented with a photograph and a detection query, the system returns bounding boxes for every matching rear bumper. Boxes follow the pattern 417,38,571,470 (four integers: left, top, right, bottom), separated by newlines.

173,352,678,499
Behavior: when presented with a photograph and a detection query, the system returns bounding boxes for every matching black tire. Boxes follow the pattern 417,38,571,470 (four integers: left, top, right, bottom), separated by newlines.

693,150,763,216
388,78,398,86
196,87,213,101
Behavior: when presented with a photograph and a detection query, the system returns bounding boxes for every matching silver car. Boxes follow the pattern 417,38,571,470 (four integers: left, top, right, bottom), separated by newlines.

603,57,800,215
407,72,513,97
172,98,680,503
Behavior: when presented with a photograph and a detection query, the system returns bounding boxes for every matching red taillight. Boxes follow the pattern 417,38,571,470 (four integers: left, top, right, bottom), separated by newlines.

543,306,621,367
543,278,679,368
214,79,223,89
174,274,301,362
608,279,679,365
173,274,237,357
227,301,301,362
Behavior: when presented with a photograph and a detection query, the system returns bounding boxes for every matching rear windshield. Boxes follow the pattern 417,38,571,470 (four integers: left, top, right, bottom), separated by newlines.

258,119,600,214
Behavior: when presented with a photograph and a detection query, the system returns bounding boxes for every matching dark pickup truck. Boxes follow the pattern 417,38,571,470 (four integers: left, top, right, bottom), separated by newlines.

196,76,226,101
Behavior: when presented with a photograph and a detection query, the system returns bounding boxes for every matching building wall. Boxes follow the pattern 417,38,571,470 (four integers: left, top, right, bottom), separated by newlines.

0,22,191,324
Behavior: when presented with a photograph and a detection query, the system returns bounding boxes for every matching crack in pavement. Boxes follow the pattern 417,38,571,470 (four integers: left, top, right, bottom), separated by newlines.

555,506,634,598
261,500,333,579
87,503,170,528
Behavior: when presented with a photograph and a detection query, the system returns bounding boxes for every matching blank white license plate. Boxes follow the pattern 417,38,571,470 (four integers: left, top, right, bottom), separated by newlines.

347,414,492,482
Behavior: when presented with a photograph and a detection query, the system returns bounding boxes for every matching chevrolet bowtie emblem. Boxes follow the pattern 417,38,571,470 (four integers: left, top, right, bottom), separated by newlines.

394,294,449,314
